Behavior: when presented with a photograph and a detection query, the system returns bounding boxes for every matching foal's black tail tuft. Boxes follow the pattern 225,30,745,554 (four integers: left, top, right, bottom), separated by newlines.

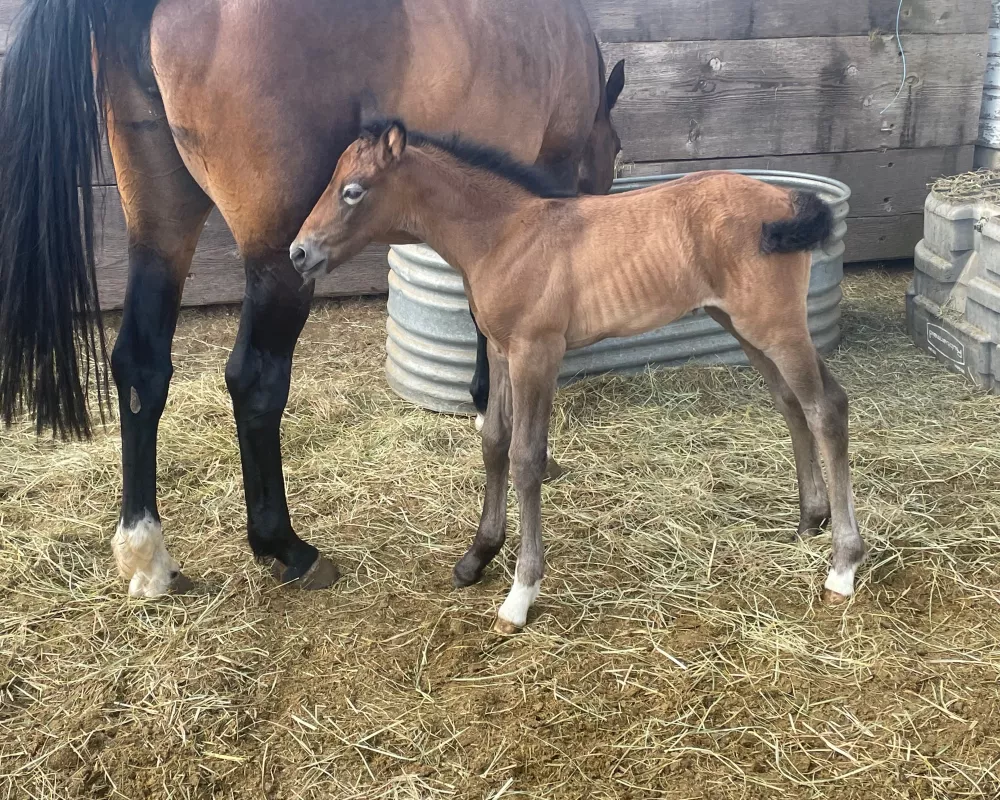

0,0,122,439
760,191,834,255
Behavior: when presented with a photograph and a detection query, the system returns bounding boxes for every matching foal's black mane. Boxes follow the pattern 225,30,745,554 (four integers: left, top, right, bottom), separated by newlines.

360,118,577,200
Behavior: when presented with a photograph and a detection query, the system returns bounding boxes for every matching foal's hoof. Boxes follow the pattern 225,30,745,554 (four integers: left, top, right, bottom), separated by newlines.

475,414,485,432
270,556,341,590
452,556,485,589
543,457,565,482
169,571,195,594
821,588,851,606
492,617,521,635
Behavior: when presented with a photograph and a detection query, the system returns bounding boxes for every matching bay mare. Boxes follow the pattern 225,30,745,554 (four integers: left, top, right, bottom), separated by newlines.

291,121,868,633
0,0,623,597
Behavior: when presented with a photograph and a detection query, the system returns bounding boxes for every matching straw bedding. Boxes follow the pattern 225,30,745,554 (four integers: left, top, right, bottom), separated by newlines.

1,267,999,799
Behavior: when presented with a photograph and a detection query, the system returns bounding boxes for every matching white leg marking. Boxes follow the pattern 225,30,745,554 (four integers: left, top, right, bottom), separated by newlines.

497,573,541,629
112,515,179,598
824,565,857,597
475,413,485,432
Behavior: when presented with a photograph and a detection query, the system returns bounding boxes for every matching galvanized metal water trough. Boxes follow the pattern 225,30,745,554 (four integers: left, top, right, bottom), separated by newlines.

385,170,851,414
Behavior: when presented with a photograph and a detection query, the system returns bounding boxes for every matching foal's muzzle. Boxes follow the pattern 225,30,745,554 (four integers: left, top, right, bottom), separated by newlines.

289,239,328,282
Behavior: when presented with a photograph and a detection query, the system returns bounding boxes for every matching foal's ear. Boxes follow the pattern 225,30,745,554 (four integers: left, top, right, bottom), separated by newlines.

379,121,407,164
606,59,625,111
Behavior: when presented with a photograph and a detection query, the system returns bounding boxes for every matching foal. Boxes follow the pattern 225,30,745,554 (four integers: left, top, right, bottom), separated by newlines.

291,120,867,632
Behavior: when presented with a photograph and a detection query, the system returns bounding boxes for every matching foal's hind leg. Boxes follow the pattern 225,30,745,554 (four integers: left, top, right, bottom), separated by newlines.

764,337,866,603
106,66,213,597
454,342,512,587
705,308,829,536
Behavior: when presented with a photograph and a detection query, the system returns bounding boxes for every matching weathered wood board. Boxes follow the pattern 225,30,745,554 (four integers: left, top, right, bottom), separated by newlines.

583,0,991,42
843,213,925,262
93,187,389,310
604,34,986,162
628,145,974,218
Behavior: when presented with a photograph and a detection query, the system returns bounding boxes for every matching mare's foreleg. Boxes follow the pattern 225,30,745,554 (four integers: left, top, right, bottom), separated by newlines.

225,256,338,588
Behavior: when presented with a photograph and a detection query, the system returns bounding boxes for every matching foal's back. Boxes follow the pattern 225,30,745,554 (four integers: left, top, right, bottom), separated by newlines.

528,172,807,348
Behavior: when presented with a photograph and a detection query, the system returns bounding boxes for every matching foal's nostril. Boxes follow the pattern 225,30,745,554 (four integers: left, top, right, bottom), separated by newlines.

290,245,308,270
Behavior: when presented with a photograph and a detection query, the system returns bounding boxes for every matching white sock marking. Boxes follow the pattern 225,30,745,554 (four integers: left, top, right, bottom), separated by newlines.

497,573,541,629
112,515,179,598
475,413,485,432
824,565,856,597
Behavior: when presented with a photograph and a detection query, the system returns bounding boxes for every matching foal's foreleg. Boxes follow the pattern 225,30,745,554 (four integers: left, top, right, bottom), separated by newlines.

495,339,564,633
469,311,562,480
454,344,512,587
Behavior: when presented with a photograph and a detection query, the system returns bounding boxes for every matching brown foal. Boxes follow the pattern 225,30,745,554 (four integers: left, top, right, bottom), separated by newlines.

291,120,868,632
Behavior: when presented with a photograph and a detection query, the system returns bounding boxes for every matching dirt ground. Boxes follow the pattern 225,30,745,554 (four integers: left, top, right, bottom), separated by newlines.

1,267,999,800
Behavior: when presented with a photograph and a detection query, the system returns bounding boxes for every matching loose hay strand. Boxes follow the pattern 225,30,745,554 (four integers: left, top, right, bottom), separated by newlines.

1,268,1000,799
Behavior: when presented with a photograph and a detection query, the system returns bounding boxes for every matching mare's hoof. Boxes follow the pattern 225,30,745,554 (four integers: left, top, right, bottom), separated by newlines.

299,556,340,589
169,571,195,594
492,617,521,635
543,457,565,482
822,588,851,606
270,556,341,590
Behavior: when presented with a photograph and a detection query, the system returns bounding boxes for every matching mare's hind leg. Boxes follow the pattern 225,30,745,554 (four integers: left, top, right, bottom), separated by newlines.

469,311,490,431
705,308,829,536
106,66,214,597
454,341,512,587
224,255,338,588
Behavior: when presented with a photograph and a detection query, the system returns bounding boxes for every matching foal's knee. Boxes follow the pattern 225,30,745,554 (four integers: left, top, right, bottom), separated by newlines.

510,441,548,489
481,424,510,469
816,377,849,440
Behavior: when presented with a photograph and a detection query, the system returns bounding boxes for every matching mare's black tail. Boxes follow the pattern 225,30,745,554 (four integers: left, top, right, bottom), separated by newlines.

0,0,130,438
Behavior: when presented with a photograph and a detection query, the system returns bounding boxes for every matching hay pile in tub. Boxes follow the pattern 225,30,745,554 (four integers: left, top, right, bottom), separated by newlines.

1,269,999,799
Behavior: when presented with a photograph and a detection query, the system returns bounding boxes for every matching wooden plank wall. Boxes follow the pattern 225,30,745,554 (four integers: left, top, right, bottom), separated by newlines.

0,0,993,308
585,0,991,263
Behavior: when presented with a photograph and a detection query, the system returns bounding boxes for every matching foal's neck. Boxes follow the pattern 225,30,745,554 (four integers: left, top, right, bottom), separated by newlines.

396,148,546,277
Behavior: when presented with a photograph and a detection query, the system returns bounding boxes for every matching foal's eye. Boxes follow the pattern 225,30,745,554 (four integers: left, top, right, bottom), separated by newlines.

342,183,367,205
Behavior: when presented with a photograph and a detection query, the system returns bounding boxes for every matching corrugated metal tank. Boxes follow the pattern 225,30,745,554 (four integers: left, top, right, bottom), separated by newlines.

975,0,1000,168
385,171,851,414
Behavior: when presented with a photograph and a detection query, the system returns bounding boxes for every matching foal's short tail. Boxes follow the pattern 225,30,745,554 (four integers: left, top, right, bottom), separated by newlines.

759,192,833,255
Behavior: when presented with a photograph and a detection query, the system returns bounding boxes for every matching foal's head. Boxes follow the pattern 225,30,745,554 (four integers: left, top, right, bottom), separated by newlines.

577,54,625,195
291,119,578,281
290,121,410,281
